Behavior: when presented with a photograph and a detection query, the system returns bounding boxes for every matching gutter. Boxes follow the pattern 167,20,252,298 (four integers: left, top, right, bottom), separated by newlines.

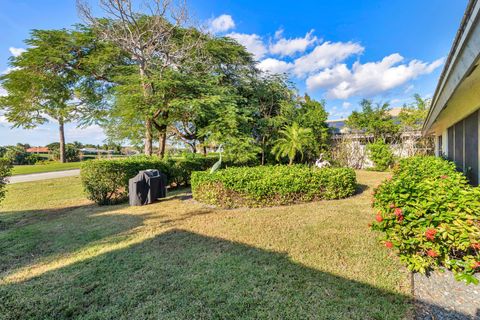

422,0,478,133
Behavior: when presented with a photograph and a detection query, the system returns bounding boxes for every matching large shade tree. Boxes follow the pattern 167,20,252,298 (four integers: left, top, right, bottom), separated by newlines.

78,0,202,156
0,27,112,162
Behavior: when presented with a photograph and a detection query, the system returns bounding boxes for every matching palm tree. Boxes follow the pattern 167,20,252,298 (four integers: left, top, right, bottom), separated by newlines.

272,122,313,165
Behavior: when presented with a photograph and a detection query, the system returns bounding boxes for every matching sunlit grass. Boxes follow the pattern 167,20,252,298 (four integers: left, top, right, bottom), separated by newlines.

12,162,81,176
0,171,412,319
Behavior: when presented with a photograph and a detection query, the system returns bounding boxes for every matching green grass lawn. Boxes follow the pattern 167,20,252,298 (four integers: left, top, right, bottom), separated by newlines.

0,171,413,319
12,162,82,175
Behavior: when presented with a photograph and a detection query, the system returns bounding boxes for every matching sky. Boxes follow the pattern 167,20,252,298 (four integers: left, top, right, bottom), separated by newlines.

0,0,469,146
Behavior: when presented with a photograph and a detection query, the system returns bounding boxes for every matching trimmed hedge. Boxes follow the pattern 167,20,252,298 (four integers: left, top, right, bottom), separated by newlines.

191,165,357,208
81,155,217,205
371,156,480,284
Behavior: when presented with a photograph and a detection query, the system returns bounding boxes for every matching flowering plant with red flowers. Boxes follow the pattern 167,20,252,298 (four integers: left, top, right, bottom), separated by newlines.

371,156,480,284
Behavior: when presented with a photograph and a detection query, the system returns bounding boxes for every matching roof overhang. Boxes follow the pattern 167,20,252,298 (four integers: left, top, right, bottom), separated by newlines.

423,0,480,133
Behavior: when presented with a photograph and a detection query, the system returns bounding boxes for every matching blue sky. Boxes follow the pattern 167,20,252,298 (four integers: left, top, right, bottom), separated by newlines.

0,0,468,146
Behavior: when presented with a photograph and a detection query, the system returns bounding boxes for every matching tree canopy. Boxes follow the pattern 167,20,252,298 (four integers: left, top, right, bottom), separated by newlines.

0,27,116,162
346,99,399,141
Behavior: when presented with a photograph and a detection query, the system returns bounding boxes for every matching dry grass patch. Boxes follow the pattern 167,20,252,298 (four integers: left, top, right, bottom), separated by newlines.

0,171,412,319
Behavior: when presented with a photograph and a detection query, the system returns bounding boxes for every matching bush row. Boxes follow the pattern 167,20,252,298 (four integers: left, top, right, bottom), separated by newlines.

371,156,480,284
81,155,218,205
0,158,12,203
191,165,357,208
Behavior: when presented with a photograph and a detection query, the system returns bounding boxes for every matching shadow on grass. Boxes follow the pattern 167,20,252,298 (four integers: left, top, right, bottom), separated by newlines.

355,183,369,195
0,203,141,274
0,228,473,320
0,204,109,231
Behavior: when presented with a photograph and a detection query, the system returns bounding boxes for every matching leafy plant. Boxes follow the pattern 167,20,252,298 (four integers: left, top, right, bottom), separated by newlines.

346,99,399,141
398,94,429,131
81,155,218,205
51,144,80,162
271,122,314,165
0,157,12,204
371,156,480,284
366,140,394,171
192,165,357,208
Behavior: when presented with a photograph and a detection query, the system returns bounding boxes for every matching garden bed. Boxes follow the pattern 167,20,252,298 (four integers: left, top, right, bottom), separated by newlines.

191,165,357,208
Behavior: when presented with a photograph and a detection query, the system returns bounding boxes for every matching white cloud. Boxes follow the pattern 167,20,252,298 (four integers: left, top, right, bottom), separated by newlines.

306,54,444,99
208,14,235,33
342,102,351,108
227,32,267,60
0,86,7,97
1,67,20,75
293,41,364,77
0,111,8,125
269,29,317,57
9,47,26,57
274,28,284,40
404,84,414,93
257,58,293,74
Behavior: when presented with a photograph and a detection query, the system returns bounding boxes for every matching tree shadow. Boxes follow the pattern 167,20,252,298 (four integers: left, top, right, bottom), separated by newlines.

0,203,114,231
0,229,473,319
0,203,142,275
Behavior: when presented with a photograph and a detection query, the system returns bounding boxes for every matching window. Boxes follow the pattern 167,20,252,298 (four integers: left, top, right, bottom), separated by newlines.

464,111,479,185
445,111,479,186
438,135,443,156
447,126,454,160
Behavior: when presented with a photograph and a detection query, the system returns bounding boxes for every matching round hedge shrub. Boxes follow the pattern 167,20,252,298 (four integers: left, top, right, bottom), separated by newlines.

371,156,480,284
81,155,217,205
191,165,357,208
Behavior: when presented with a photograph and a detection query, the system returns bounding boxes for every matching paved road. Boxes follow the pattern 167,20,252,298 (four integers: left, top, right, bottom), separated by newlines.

7,169,81,184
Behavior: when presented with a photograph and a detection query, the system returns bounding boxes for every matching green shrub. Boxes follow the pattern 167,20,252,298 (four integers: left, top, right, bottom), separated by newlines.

371,156,480,284
0,158,12,204
52,145,80,162
81,155,217,205
191,165,357,208
366,140,394,171
4,146,39,165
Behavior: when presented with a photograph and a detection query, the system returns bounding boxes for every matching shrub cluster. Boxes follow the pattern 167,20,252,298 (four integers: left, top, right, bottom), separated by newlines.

0,158,12,204
191,165,357,208
366,140,394,171
81,155,217,205
371,156,480,284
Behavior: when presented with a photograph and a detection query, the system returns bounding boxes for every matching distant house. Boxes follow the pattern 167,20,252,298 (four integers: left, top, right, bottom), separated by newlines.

423,0,480,185
326,107,404,134
26,147,49,154
79,148,114,155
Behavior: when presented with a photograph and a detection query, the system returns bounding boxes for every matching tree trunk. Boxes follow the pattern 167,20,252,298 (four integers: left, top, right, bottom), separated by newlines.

158,129,167,158
261,136,266,165
140,66,154,156
203,145,207,156
145,117,153,156
58,118,66,163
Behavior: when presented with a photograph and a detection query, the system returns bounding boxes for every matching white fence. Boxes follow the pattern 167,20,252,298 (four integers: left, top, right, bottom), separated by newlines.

331,131,433,169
